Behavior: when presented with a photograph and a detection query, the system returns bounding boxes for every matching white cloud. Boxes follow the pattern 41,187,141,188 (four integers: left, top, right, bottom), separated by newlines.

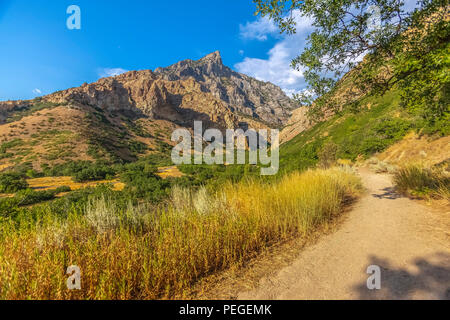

98,68,128,78
236,42,305,95
235,11,314,96
239,16,278,41
32,88,42,95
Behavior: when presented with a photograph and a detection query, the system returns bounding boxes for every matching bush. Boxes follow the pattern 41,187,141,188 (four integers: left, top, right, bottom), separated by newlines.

394,164,450,199
74,165,115,182
0,139,24,153
0,184,118,220
128,140,148,155
0,172,28,193
121,165,170,202
55,186,72,193
366,158,398,174
14,189,58,206
318,142,338,169
42,160,117,182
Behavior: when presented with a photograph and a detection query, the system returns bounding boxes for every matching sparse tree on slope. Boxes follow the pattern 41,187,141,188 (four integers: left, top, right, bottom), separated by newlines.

253,0,449,132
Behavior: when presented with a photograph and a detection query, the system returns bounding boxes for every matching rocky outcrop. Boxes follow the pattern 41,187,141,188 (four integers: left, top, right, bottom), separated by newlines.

0,100,32,123
154,51,298,126
280,107,312,144
2,51,297,132
45,74,239,130
35,51,297,130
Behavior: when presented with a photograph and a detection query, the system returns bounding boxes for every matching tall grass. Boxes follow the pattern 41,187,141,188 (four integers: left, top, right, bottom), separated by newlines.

0,168,361,300
394,164,450,200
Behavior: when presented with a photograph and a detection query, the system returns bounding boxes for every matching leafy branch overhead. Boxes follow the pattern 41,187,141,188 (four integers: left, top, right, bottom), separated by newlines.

253,0,449,129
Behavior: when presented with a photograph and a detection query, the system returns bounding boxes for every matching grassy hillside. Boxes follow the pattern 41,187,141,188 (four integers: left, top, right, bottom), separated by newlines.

280,84,448,174
0,99,178,173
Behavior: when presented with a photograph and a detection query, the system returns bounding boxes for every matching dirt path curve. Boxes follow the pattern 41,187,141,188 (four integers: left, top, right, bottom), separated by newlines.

239,169,450,300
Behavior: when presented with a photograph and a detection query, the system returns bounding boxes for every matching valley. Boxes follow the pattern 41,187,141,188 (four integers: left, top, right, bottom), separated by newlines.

0,1,448,301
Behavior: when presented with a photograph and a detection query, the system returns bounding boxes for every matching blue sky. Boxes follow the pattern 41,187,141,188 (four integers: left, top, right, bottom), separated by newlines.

0,0,303,101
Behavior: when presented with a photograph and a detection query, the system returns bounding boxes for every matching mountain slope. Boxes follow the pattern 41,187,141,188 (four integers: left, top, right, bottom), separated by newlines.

0,52,297,171
279,19,449,172
279,88,417,173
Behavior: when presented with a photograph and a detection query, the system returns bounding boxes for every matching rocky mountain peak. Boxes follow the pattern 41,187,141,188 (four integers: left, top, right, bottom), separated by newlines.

200,51,223,64
2,52,298,128
154,51,230,81
151,52,298,126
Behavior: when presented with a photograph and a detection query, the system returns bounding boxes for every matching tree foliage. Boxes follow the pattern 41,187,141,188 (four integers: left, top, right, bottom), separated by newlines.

0,172,28,193
253,0,449,128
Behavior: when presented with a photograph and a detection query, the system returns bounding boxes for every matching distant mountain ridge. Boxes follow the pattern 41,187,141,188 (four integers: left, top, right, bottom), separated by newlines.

0,51,297,169
2,51,297,128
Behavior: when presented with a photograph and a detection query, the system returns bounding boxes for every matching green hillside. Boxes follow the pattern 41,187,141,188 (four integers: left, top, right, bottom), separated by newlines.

280,35,449,174
281,89,407,171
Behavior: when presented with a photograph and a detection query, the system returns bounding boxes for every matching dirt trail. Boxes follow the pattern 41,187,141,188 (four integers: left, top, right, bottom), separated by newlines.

239,170,450,300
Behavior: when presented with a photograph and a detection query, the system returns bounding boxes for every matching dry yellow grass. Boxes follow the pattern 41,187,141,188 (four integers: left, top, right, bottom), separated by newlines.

27,176,125,192
0,168,361,300
337,159,353,166
0,193,14,199
0,163,12,172
379,132,450,166
156,166,184,179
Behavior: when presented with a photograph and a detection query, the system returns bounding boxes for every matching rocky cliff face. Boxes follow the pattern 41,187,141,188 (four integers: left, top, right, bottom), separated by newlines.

45,72,239,130
280,107,312,144
154,51,298,126
40,51,297,130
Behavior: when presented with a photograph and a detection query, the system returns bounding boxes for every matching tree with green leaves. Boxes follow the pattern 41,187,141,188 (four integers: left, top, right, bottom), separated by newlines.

253,0,449,132
0,172,28,193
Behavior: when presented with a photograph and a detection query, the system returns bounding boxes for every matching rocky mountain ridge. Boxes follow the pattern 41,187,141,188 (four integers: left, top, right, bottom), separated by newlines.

31,51,297,129
154,51,297,126
0,51,298,169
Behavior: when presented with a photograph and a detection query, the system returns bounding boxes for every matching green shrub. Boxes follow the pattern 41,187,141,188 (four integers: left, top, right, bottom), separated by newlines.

121,165,170,202
394,164,450,199
74,166,115,182
42,160,117,182
14,189,57,206
128,140,148,155
318,142,338,169
55,186,72,193
0,184,118,220
0,139,24,154
26,169,42,178
6,101,62,123
0,172,28,193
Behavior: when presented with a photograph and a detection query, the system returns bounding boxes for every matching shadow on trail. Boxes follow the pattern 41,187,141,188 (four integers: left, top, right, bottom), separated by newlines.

371,187,403,200
354,253,450,299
